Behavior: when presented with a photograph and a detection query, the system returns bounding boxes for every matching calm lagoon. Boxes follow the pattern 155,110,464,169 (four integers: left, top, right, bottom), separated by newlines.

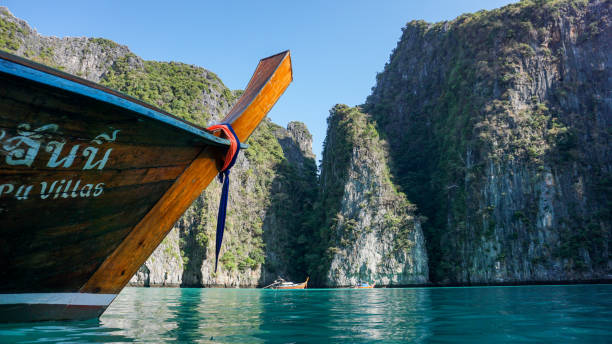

0,284,611,343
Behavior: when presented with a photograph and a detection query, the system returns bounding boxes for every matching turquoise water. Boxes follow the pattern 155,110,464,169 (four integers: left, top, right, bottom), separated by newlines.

1,285,611,343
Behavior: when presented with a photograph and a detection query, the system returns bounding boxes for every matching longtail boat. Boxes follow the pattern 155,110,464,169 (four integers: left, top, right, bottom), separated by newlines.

0,50,292,322
269,277,309,290
354,281,375,289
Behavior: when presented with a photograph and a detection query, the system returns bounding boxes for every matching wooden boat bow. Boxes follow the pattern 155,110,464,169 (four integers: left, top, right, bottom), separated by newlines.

80,51,293,294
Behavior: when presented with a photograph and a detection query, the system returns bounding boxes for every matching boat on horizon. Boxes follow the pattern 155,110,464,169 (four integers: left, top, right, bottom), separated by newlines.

265,277,309,290
0,50,293,322
354,281,375,289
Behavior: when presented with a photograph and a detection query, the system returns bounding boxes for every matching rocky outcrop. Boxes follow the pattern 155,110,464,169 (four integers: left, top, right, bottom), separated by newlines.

1,7,132,82
260,121,318,284
282,122,316,163
311,105,428,286
365,0,611,284
130,228,183,287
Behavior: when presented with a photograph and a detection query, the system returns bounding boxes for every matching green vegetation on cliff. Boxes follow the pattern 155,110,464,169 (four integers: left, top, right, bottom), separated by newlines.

101,55,235,126
0,8,22,52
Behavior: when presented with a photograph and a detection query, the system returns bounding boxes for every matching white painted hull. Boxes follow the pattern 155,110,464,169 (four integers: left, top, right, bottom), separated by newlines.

0,293,116,322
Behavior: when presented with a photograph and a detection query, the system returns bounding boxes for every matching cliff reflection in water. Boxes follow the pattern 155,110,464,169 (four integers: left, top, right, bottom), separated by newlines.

256,288,430,343
102,287,431,343
102,288,264,343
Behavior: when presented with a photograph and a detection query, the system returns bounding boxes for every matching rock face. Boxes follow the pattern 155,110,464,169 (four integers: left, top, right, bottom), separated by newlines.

0,7,131,82
309,105,429,286
130,228,183,287
364,0,611,284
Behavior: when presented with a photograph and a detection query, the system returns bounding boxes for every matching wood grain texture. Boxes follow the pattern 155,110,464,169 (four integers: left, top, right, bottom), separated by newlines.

0,180,172,293
0,72,224,147
0,132,201,171
0,165,185,188
80,51,293,294
0,51,234,148
1,181,174,234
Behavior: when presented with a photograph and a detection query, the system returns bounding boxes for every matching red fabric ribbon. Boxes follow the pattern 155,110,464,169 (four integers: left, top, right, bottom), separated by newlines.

207,124,239,172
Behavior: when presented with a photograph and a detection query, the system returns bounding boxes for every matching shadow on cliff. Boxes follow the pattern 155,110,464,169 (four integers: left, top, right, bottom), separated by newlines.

179,197,208,287
258,135,318,286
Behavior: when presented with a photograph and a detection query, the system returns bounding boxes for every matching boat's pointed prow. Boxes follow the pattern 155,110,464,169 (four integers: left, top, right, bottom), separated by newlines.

223,50,292,142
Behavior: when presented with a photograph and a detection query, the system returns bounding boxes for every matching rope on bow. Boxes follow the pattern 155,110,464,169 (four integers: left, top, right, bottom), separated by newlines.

206,123,241,272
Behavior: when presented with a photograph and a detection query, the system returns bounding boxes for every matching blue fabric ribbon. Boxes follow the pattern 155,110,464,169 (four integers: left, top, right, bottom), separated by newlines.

214,124,240,272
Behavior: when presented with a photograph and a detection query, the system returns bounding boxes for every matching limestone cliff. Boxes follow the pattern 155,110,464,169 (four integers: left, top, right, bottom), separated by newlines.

308,105,428,286
0,7,130,82
364,0,611,284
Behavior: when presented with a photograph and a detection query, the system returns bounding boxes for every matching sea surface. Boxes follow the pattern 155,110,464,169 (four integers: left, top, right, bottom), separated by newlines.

0,284,611,343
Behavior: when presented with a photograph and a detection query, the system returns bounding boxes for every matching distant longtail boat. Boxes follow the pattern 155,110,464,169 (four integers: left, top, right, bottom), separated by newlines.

0,50,292,322
266,277,309,289
354,281,375,289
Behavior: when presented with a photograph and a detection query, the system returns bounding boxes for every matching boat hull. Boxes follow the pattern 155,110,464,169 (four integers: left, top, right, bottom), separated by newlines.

0,50,293,322
0,293,114,322
274,284,307,290
273,278,308,290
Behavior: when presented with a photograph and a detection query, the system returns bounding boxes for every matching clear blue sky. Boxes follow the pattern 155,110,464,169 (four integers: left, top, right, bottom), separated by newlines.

2,0,516,160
